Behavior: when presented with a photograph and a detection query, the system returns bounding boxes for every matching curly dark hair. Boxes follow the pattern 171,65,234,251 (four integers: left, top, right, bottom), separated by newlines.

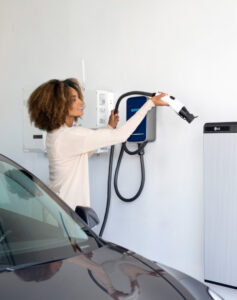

28,78,84,132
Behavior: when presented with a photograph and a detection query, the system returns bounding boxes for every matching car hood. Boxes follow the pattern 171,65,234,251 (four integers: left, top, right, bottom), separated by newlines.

1,243,197,300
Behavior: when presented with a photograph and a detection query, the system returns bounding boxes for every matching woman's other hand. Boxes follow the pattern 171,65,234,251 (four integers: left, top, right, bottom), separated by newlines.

151,92,169,106
108,110,119,128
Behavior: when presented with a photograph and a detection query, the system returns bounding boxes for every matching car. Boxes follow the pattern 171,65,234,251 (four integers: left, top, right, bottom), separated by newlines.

0,153,222,300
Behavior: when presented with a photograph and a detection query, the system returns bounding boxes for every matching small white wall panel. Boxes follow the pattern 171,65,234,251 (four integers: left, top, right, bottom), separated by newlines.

80,90,114,154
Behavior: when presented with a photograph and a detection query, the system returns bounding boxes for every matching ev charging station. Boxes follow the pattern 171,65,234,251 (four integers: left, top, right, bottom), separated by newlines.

126,96,156,143
98,90,196,236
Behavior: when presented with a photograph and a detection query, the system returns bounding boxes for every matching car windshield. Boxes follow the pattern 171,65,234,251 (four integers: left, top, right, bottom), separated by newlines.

0,156,100,271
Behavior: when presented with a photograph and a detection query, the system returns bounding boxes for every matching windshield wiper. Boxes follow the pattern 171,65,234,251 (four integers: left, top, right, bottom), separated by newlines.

83,228,104,247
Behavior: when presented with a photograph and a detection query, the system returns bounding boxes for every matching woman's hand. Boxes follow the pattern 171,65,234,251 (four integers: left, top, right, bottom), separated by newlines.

108,110,119,128
151,92,169,106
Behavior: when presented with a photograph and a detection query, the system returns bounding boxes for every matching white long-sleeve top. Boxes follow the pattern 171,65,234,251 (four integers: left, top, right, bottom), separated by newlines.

46,99,155,209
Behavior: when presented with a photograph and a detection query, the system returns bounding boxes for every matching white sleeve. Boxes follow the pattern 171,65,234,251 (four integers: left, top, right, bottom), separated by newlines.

59,99,155,157
85,125,114,157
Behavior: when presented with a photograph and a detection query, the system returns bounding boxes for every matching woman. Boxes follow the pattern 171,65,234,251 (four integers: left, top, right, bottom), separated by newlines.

28,78,168,209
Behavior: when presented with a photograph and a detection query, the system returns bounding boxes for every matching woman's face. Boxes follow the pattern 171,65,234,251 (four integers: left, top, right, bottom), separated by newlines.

68,87,84,117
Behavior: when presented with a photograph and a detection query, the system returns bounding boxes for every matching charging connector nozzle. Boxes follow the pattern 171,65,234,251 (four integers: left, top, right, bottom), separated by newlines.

159,94,197,124
179,106,197,123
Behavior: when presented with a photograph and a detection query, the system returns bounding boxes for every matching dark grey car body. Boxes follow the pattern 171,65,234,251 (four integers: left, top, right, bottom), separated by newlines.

0,154,218,299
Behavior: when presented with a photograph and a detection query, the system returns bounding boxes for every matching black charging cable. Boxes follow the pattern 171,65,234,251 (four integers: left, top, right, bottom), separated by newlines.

99,91,155,237
114,141,147,202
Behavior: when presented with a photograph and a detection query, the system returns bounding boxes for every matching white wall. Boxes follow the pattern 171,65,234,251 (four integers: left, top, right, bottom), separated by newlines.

1,0,237,283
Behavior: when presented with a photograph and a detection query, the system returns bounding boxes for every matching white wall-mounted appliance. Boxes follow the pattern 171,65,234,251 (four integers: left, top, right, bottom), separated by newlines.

204,122,237,288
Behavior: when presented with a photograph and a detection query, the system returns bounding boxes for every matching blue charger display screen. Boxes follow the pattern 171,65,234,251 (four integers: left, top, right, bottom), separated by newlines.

130,108,140,113
126,96,147,142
